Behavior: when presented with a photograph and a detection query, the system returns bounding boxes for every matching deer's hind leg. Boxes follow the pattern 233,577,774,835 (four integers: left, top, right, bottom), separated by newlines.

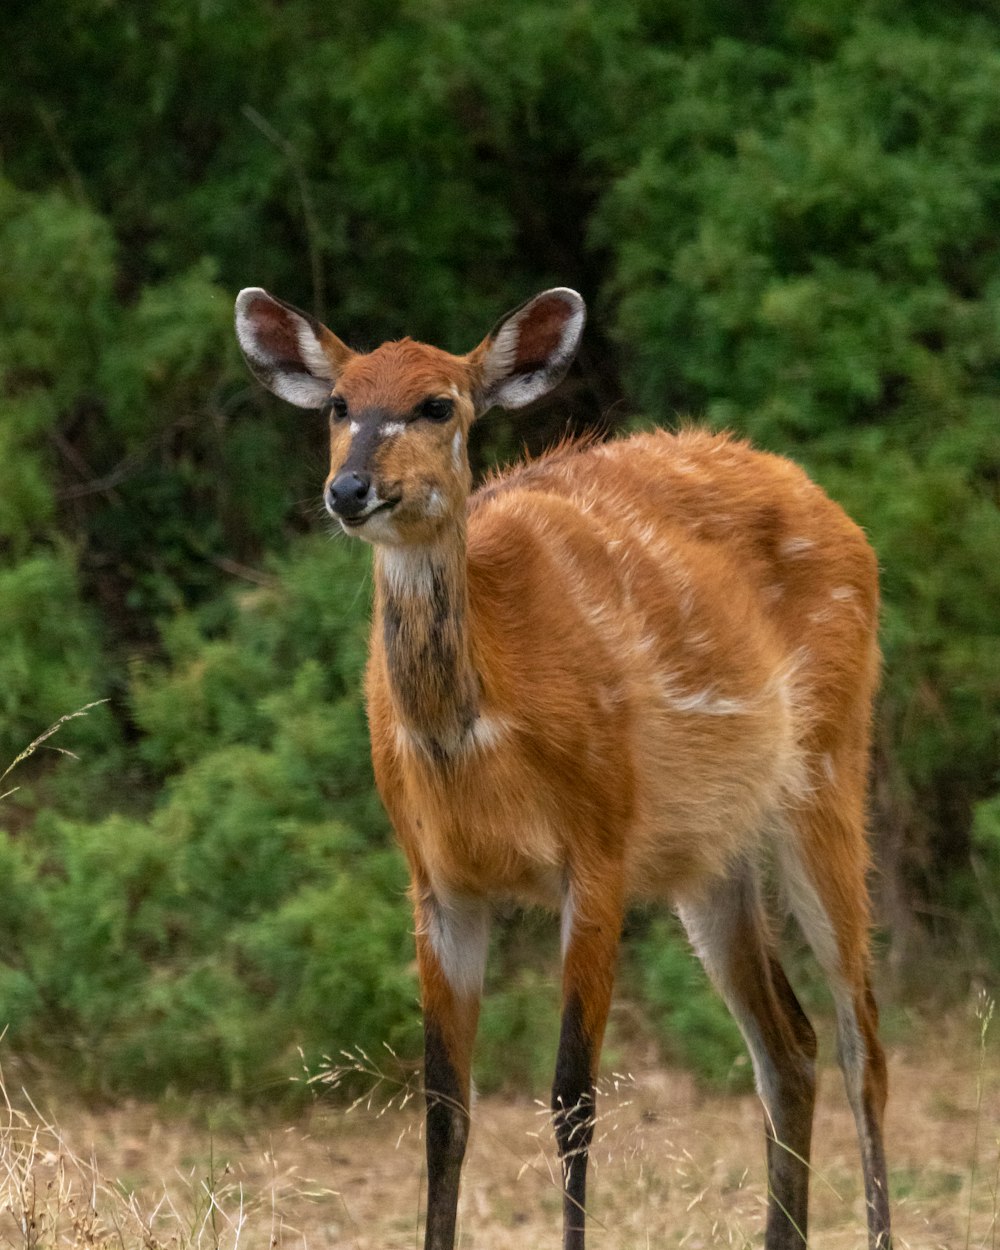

678,858,818,1250
778,793,891,1250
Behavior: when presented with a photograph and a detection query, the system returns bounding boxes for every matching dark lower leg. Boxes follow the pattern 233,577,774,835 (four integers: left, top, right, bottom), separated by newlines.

680,870,817,1250
554,877,622,1250
760,958,818,1249
552,991,596,1249
423,1017,469,1250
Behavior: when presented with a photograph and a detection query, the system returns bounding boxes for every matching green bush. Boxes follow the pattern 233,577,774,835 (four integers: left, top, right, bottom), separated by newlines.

0,537,415,1098
476,965,564,1096
0,554,115,767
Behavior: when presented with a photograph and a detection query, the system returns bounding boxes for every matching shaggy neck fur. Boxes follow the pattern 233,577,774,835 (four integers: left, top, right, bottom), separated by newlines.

374,525,480,762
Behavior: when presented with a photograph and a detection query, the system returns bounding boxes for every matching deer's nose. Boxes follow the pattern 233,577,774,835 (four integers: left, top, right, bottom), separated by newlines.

327,471,372,518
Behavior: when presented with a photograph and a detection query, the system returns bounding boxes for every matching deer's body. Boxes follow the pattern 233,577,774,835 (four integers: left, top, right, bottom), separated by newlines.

236,287,891,1250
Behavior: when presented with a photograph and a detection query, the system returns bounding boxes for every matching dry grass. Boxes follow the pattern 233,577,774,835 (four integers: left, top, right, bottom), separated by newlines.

1,1003,997,1250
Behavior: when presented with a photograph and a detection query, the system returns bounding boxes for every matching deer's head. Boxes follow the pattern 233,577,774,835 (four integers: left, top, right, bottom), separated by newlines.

235,288,585,546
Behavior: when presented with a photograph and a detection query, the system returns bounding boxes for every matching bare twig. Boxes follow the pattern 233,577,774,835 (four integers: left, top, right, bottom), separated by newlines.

241,105,325,320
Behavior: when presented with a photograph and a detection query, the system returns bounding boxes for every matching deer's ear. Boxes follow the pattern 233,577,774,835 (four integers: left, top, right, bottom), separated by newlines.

234,288,354,408
470,288,586,413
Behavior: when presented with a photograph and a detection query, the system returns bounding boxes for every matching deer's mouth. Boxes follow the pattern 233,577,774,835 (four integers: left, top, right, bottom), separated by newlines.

339,498,400,529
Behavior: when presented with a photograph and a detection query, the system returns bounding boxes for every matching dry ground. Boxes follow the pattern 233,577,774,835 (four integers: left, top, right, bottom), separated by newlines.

1,1007,997,1250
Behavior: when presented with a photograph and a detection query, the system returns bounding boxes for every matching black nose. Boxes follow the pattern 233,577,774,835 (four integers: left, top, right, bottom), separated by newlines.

327,471,372,518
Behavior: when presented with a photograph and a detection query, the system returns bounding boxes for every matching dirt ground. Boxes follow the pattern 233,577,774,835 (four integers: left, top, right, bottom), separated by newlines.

2,1008,997,1250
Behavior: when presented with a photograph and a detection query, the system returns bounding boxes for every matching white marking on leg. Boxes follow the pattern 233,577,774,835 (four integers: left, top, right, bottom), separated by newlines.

833,992,867,1109
832,985,888,1228
677,894,781,1113
424,891,491,999
775,834,840,979
560,882,575,961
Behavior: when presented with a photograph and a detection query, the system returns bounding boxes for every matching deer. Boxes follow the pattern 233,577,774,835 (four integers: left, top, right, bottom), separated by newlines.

234,284,892,1250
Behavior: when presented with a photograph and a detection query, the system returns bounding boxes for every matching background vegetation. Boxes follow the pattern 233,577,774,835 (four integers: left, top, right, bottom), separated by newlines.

1,0,998,1101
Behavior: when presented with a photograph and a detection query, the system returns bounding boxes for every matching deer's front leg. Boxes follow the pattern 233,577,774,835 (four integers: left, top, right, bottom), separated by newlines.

415,887,491,1250
553,873,625,1250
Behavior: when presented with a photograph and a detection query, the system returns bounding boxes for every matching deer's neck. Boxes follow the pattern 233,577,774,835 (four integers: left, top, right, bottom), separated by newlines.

374,528,480,761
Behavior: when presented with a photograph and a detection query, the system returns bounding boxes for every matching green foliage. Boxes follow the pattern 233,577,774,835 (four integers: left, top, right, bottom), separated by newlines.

1,538,415,1098
1,0,998,1099
0,181,113,548
0,553,114,765
966,797,1000,956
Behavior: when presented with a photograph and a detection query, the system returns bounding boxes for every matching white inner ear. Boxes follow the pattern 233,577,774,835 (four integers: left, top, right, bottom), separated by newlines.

271,372,335,409
482,290,585,411
296,322,335,380
235,288,336,409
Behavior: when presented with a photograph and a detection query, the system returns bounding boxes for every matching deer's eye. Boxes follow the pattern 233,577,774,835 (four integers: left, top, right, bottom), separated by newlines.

325,394,348,421
418,397,453,422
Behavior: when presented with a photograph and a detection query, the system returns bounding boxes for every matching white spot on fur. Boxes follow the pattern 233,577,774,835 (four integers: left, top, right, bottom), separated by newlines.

831,586,857,601
781,537,816,558
394,714,511,760
655,676,750,716
820,753,836,785
463,715,511,753
685,629,714,653
452,429,464,470
380,421,405,437
349,421,360,435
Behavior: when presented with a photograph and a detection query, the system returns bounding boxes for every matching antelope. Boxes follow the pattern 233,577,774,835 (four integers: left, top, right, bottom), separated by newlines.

234,285,892,1250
